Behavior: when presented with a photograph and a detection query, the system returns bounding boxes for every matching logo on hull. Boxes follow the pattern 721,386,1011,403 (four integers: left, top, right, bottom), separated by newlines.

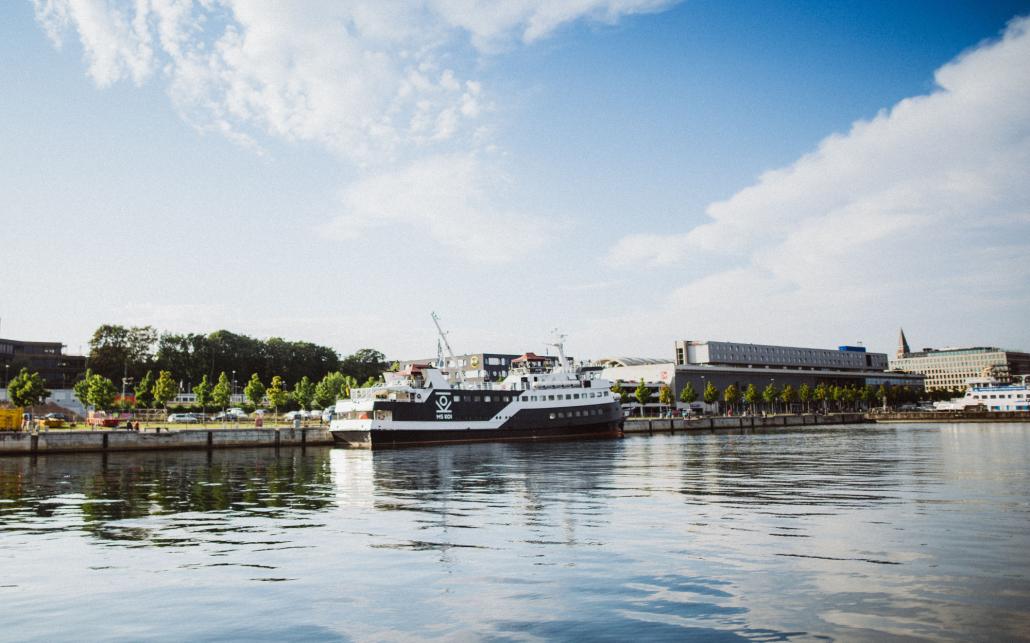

435,393,453,419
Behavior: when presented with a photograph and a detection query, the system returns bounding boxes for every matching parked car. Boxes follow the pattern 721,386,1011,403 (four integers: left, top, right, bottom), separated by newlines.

251,409,267,417
167,413,199,423
283,410,304,421
227,408,246,418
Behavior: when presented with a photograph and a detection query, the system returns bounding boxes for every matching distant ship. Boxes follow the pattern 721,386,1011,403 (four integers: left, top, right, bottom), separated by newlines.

934,375,1030,412
329,315,624,448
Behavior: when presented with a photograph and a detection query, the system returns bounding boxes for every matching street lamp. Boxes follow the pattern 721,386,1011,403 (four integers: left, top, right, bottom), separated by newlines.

232,370,236,398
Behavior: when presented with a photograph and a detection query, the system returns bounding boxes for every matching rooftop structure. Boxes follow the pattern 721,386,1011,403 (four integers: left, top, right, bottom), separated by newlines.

675,339,889,373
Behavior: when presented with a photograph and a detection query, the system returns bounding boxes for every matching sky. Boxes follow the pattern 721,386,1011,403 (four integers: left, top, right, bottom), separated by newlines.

2,0,1029,362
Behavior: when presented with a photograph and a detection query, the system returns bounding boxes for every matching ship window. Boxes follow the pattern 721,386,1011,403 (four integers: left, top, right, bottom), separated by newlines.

549,413,556,420
574,394,580,399
548,395,555,401
454,395,461,402
484,396,492,402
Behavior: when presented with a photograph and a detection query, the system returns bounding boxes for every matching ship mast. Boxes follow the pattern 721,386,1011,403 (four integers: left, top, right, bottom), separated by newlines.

431,312,463,384
547,330,571,374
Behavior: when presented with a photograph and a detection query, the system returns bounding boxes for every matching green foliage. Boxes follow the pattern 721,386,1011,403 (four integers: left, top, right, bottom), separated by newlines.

293,376,315,410
87,324,157,382
703,381,719,405
798,383,811,404
313,372,349,408
634,379,651,411
73,369,93,405
134,370,154,407
266,376,289,413
244,373,266,408
723,384,739,407
86,373,117,410
762,383,778,406
193,375,212,411
658,384,673,406
152,370,178,409
212,371,231,410
678,382,697,404
743,383,758,408
813,383,828,407
7,368,50,407
611,381,630,403
780,384,796,407
341,349,387,385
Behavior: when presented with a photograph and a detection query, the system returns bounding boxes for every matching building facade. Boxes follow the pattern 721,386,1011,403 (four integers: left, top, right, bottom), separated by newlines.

0,337,87,389
601,339,924,412
889,330,1030,391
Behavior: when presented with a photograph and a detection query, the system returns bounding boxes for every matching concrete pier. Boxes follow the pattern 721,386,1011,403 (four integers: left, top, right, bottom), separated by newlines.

623,413,869,434
0,427,333,455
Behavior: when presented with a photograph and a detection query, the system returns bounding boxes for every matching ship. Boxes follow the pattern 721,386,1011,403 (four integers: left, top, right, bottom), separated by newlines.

933,375,1030,412
328,315,624,448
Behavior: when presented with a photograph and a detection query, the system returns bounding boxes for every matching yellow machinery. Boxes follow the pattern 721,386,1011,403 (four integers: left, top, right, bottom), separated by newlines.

0,408,24,431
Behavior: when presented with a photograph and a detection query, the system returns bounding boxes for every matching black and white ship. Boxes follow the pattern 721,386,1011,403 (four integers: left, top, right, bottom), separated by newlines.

329,316,624,448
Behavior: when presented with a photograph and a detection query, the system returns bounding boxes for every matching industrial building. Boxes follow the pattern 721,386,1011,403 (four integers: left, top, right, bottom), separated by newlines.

889,328,1030,391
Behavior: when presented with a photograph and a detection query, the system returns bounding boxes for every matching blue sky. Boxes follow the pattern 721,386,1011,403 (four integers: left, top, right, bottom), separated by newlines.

2,1,1029,360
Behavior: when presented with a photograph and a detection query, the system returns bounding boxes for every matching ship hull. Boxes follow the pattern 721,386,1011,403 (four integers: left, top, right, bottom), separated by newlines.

332,420,623,449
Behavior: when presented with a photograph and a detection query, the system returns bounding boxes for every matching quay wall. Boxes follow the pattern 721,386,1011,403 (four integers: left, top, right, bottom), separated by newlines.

869,410,1030,423
624,413,869,434
0,427,333,456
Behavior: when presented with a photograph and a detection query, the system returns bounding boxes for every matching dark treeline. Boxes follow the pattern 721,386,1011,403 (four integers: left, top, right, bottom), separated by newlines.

85,324,385,389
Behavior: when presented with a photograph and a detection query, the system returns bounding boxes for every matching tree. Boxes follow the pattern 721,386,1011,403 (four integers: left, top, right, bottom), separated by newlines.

762,383,778,413
658,384,673,412
634,379,651,416
87,324,157,382
134,370,154,408
193,375,212,415
830,385,844,412
679,382,697,406
314,372,347,408
152,370,178,410
780,384,797,413
743,383,758,414
212,371,231,411
798,383,812,412
611,381,630,403
73,369,93,406
86,373,118,411
7,368,50,408
341,349,386,384
814,383,829,412
703,381,719,413
244,373,266,409
723,384,740,414
293,376,315,410
267,376,289,415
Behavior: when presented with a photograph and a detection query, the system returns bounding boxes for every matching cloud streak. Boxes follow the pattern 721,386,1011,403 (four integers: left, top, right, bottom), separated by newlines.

606,15,1030,349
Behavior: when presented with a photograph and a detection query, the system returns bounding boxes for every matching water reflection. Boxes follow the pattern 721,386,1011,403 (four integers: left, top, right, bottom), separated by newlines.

0,424,1028,641
0,448,333,542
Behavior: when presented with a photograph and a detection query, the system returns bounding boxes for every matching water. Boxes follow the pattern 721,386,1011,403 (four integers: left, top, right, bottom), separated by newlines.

1,423,1029,641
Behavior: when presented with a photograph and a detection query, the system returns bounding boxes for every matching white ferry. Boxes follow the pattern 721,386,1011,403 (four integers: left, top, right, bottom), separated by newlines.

329,317,623,448
934,376,1030,412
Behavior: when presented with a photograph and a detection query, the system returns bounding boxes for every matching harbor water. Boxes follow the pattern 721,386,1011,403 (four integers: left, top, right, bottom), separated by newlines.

1,423,1029,641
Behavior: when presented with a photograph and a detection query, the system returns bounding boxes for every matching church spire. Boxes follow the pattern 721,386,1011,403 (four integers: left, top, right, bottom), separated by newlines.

897,328,911,358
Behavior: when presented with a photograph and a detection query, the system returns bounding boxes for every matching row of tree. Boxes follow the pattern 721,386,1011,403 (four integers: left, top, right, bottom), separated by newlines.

613,380,932,415
83,324,387,391
68,367,379,414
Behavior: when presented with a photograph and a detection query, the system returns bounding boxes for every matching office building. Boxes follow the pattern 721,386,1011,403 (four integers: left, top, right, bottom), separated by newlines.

889,328,1030,391
0,337,87,389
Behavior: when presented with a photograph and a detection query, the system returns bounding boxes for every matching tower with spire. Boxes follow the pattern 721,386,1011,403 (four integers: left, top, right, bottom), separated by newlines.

896,328,911,359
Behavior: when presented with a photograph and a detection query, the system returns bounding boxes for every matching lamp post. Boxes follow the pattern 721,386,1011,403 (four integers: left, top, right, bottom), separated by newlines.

4,364,8,387
232,370,237,400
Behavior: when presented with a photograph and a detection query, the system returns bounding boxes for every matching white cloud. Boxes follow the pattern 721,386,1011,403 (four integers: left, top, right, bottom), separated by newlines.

35,0,669,263
34,0,670,161
318,153,557,263
605,15,1030,350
